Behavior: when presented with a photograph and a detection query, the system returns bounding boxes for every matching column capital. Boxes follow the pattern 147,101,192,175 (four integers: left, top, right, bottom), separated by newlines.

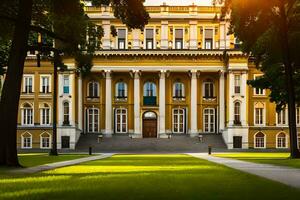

103,70,111,78
219,70,226,77
189,70,200,78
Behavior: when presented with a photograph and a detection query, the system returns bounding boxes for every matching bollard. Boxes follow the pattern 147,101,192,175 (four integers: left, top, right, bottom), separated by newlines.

208,145,212,155
89,146,92,155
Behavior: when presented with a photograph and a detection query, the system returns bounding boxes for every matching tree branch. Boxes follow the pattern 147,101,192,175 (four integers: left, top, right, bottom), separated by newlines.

0,14,16,22
29,25,70,43
26,45,62,53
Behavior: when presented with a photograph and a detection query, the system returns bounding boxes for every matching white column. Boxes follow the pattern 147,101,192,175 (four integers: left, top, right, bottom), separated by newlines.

102,20,111,49
161,21,168,49
190,70,198,136
241,72,248,126
189,21,197,49
132,29,141,49
78,76,83,131
228,72,234,126
134,71,141,137
105,70,113,136
159,70,166,137
219,71,225,131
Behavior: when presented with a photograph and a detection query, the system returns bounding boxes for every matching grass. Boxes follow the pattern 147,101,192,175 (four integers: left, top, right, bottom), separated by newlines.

0,154,299,200
0,153,90,173
213,153,300,169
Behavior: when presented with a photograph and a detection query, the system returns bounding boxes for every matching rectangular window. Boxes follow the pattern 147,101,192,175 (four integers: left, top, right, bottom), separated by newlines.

204,109,215,133
63,76,69,94
255,137,265,148
118,29,126,49
173,109,185,133
42,137,50,148
115,108,127,133
24,76,33,93
23,108,33,125
234,75,241,94
277,109,287,125
255,108,264,125
297,106,300,125
145,29,154,49
204,29,213,49
41,108,50,125
88,108,99,132
23,137,31,148
175,29,183,49
41,76,50,93
254,75,265,95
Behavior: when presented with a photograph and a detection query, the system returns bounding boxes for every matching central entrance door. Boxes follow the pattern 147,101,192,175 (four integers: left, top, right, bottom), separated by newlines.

143,111,157,138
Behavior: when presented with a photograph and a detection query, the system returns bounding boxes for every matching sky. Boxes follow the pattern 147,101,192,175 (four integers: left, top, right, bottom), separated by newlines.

144,0,214,6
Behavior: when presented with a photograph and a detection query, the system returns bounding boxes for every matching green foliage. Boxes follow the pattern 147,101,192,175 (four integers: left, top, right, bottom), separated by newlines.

75,53,93,77
110,25,117,37
0,39,10,75
216,0,300,110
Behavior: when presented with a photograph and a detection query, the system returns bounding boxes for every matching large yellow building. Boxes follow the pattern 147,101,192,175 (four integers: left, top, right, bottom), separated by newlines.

2,1,300,150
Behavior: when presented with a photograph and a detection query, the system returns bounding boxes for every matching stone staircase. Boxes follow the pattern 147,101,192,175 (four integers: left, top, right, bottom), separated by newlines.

75,133,227,153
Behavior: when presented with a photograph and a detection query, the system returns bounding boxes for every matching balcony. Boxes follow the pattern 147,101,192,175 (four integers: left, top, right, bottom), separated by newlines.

143,96,157,106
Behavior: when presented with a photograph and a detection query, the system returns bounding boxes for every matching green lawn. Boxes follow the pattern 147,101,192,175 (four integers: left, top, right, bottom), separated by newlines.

214,153,300,169
0,154,299,200
0,153,90,173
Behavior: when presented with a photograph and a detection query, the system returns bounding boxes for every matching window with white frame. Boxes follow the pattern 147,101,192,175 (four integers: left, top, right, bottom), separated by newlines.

40,103,50,125
203,108,215,133
277,132,287,148
173,108,185,133
115,82,127,99
234,75,241,94
40,132,51,149
234,102,241,125
204,29,213,49
254,102,264,125
63,75,70,94
115,108,127,133
87,81,99,97
41,75,50,93
173,82,185,99
255,132,266,148
144,82,156,97
23,75,33,93
277,108,287,125
63,101,70,125
22,103,33,125
145,29,154,49
21,132,32,149
203,79,214,98
253,75,265,95
87,108,99,133
117,29,126,49
175,29,183,49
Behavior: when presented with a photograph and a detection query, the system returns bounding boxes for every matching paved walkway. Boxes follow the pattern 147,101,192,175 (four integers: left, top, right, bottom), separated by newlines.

11,153,114,174
189,153,300,189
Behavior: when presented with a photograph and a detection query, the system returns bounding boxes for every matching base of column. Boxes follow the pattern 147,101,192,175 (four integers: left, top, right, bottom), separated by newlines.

159,134,169,139
130,134,142,139
189,132,199,137
103,130,113,137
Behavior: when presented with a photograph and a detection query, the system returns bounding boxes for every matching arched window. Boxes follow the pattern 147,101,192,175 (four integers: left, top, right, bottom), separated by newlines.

63,102,70,125
173,108,185,133
234,102,241,125
173,82,185,99
144,82,156,97
22,103,33,125
40,132,51,149
277,132,287,148
87,81,99,97
40,103,50,125
21,132,32,149
87,108,99,133
277,108,287,125
203,79,214,98
255,132,266,148
115,82,127,99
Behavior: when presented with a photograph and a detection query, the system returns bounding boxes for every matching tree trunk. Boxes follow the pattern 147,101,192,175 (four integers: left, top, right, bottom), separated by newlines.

0,0,33,166
279,1,300,158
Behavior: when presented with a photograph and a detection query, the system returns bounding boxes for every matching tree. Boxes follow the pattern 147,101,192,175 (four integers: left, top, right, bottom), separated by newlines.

215,0,300,158
0,0,149,166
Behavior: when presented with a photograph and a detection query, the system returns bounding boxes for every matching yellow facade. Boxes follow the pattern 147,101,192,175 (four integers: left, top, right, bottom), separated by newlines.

6,3,299,150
